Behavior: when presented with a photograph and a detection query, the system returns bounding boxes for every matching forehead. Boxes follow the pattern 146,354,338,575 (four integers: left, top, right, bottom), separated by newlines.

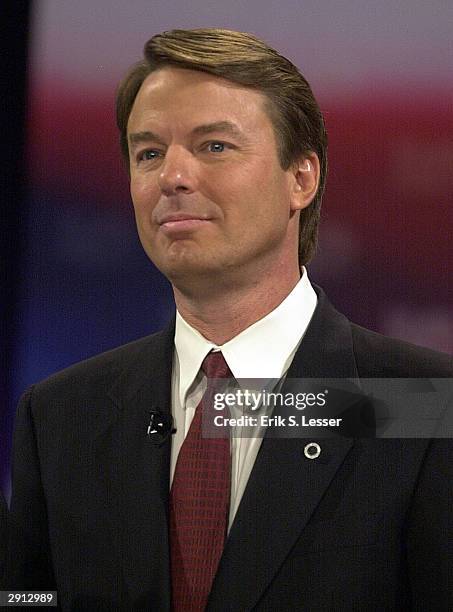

127,66,273,135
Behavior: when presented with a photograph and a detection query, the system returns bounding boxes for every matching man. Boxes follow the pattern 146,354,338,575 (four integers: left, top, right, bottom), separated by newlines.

7,29,453,610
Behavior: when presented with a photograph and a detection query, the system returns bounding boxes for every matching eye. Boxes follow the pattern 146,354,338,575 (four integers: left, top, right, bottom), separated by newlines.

206,142,226,153
138,149,162,162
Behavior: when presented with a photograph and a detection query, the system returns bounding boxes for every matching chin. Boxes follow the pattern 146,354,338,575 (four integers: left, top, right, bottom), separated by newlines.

152,253,222,282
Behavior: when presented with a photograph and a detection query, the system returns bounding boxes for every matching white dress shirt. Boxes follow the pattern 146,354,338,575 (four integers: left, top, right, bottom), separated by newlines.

170,270,317,529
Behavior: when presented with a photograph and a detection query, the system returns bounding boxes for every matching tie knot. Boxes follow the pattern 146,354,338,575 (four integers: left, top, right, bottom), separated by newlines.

201,351,232,379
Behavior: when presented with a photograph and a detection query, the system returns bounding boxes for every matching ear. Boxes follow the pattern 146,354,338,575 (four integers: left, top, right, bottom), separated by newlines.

290,152,320,212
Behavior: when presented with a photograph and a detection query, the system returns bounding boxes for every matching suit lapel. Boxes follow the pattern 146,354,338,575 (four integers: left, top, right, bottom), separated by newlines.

208,287,359,611
107,320,175,607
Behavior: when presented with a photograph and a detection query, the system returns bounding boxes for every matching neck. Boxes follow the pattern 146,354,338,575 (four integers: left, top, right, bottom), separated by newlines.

173,267,302,345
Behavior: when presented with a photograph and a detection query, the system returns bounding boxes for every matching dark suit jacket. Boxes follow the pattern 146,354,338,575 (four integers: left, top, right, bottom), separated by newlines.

6,286,453,610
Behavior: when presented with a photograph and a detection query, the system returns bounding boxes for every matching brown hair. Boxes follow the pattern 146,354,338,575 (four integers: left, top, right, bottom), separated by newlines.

116,28,328,266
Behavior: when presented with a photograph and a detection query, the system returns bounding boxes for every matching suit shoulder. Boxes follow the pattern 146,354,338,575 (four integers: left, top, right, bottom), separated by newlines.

350,323,453,377
30,329,170,398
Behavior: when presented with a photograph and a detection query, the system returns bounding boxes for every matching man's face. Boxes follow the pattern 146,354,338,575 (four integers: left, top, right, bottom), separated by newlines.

127,67,304,287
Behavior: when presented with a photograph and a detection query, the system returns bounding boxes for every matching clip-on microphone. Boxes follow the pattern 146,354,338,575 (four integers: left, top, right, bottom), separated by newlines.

147,409,176,444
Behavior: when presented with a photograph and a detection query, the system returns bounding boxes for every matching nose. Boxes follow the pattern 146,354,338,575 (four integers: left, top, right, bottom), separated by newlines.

157,146,197,196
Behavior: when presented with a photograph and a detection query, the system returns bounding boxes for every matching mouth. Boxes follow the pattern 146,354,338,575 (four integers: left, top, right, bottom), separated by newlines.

158,214,213,235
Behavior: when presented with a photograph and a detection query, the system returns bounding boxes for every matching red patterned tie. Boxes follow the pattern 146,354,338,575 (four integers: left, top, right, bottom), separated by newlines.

170,351,232,612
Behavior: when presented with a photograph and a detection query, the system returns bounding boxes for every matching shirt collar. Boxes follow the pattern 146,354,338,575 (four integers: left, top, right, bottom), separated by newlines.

174,269,317,407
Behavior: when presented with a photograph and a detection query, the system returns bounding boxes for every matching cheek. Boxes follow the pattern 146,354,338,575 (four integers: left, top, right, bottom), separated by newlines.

130,177,159,215
130,175,147,202
200,164,261,212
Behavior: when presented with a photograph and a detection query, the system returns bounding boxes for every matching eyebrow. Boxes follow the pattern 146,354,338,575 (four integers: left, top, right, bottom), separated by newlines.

191,121,245,140
128,121,246,149
128,131,165,148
